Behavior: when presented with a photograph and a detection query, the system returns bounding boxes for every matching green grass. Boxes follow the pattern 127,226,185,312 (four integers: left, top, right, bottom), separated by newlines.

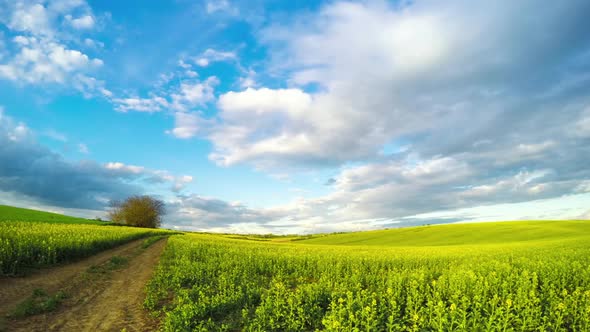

0,205,106,225
10,288,68,318
297,220,590,246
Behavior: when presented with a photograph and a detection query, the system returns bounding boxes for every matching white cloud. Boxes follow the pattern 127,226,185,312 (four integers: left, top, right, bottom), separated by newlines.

206,0,238,15
65,14,94,29
489,140,558,166
0,1,104,95
43,129,68,142
170,76,218,111
8,3,52,36
83,38,103,49
195,48,237,67
219,87,311,116
575,107,590,138
78,143,89,154
196,58,209,67
516,141,556,156
113,74,217,113
0,36,102,84
461,170,552,199
168,111,212,139
172,175,193,192
105,162,145,174
104,161,194,192
575,181,590,193
113,96,168,113
239,70,257,89
48,0,88,14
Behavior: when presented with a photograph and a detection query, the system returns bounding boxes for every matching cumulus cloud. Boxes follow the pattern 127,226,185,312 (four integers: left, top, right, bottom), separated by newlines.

199,0,590,171
6,2,52,36
0,35,102,84
0,0,105,95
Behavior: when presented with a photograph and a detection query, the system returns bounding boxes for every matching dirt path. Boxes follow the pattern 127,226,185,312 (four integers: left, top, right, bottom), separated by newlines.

1,238,167,332
0,238,146,316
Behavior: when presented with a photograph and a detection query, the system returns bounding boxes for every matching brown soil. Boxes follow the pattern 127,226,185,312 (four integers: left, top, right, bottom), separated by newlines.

0,238,167,332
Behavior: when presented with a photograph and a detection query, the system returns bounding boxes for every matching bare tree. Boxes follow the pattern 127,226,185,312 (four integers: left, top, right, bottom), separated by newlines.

108,195,165,228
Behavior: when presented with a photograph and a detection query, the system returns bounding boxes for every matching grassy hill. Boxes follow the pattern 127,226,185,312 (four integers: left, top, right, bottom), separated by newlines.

297,220,590,246
0,205,106,225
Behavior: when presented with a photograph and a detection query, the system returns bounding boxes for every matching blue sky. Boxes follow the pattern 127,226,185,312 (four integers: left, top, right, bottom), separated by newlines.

0,0,589,234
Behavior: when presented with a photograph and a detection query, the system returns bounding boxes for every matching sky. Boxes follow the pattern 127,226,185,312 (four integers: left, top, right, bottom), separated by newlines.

0,0,589,234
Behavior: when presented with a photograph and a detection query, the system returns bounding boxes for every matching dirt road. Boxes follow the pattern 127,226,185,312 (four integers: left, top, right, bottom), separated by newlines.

1,238,167,332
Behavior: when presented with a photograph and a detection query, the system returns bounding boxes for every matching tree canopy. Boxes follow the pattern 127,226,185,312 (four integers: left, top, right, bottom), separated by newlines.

108,195,165,228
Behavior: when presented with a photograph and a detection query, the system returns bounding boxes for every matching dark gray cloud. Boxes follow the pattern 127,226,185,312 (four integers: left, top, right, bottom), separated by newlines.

164,193,285,229
0,114,138,209
0,111,191,210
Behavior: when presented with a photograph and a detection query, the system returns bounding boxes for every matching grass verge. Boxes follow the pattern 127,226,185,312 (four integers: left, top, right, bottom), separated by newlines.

10,289,67,319
142,235,167,249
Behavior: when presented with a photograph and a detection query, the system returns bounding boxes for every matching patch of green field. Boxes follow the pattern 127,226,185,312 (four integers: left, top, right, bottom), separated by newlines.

146,226,590,331
297,220,590,246
0,205,105,225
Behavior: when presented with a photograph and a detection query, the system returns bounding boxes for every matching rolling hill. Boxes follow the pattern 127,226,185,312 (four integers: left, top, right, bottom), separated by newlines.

298,220,590,246
0,205,105,225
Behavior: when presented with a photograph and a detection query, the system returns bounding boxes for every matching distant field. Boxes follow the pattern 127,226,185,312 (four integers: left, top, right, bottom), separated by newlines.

146,220,590,331
298,220,590,246
0,205,105,225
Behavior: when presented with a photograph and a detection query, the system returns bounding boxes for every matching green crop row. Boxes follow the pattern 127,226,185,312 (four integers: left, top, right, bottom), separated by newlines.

0,221,170,275
146,234,590,331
